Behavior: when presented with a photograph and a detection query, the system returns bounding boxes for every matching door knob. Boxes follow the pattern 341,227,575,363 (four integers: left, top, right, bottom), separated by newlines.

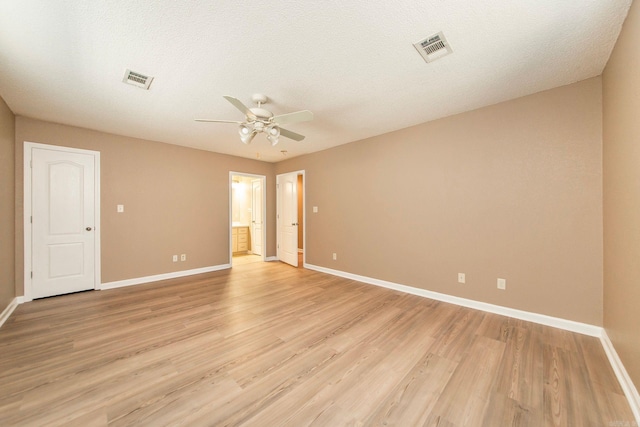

86,227,92,231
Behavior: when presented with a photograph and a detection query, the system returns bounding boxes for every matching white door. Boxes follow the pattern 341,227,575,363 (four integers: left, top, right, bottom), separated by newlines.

31,146,98,299
251,179,263,256
277,172,298,267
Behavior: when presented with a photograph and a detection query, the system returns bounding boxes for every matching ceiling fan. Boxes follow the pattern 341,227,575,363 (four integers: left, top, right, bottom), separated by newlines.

196,94,313,146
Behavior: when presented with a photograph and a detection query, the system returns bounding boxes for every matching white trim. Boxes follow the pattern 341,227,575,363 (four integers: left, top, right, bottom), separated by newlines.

265,256,278,262
23,142,101,302
99,264,230,290
0,298,21,328
303,263,602,337
601,330,640,424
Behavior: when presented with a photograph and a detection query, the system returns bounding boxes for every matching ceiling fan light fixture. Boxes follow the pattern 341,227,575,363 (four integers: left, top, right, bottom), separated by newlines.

240,130,257,144
197,94,312,147
266,125,280,146
268,126,280,137
267,134,279,146
239,124,252,136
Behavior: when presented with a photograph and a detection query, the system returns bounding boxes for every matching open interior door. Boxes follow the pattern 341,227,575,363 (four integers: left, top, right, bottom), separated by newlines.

277,172,298,267
251,179,263,256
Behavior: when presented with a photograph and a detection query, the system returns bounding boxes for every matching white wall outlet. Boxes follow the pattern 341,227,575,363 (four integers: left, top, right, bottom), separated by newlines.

458,273,465,283
332,253,337,260
180,254,186,261
313,206,318,213
172,255,178,262
497,278,506,290
117,204,124,213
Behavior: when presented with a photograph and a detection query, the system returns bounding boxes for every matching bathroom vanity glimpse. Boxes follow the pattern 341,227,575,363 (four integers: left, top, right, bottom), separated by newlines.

232,226,250,254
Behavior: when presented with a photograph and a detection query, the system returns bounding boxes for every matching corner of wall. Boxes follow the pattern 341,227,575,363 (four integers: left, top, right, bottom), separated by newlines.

0,95,16,315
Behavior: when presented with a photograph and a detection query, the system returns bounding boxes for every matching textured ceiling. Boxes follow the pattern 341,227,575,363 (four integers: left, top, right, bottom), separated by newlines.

0,1,632,162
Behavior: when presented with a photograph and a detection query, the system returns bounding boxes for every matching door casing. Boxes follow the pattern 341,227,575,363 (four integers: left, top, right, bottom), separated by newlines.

229,172,266,264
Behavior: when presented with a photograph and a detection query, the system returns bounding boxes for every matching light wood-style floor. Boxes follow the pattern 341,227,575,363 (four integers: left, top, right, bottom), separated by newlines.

0,261,635,426
232,254,264,266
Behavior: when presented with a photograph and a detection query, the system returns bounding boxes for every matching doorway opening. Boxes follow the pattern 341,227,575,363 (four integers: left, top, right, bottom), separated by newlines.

276,170,305,268
230,172,266,267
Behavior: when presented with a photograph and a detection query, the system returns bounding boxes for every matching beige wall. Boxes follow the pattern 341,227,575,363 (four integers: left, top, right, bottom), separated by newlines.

0,96,15,313
603,0,640,390
15,117,276,295
277,78,603,325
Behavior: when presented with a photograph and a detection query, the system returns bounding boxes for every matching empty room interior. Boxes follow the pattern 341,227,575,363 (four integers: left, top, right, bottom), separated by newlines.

0,1,639,425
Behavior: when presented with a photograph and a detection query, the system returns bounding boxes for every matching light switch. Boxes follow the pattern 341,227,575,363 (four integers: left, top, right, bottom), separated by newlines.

313,206,318,213
117,204,124,213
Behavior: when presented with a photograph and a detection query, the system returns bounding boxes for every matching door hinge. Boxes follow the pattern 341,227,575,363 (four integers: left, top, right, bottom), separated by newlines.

30,160,32,168
30,216,32,224
31,271,33,278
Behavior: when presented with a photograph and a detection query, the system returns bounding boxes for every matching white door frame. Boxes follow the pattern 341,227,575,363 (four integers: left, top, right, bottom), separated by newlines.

229,172,266,264
276,170,305,266
23,142,101,302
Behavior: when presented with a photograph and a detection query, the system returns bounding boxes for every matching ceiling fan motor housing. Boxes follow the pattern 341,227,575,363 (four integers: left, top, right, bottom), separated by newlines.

250,108,274,121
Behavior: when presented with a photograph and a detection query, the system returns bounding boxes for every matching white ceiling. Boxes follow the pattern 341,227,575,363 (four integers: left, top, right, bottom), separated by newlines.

0,1,632,163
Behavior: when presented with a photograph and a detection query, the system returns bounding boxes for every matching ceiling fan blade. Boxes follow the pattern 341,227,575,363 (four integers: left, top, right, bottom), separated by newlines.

223,96,256,119
272,110,313,126
195,119,243,123
279,127,306,141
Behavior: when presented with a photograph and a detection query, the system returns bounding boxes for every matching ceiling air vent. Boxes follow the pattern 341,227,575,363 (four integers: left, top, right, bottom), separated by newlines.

122,69,154,90
413,32,452,63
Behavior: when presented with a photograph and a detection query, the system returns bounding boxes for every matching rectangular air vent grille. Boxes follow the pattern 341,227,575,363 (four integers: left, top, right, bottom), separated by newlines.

413,32,453,63
122,69,153,90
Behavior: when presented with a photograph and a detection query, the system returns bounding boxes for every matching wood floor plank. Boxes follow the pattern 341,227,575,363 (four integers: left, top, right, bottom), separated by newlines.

362,352,457,426
0,261,635,426
490,325,545,425
423,335,506,425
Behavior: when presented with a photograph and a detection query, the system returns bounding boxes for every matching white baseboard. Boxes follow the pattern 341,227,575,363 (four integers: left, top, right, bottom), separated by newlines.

265,256,278,262
99,264,231,290
303,263,602,337
0,297,21,328
601,330,640,424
